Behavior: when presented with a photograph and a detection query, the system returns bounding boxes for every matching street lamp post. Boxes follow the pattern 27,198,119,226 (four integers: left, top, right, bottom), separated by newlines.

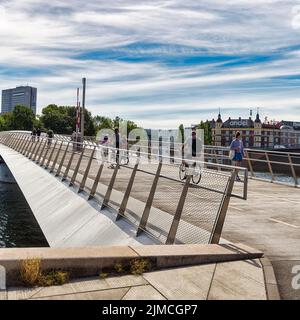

81,77,86,137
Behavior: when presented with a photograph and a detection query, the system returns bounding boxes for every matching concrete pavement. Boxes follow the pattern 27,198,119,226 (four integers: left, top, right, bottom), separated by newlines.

1,259,267,300
225,179,300,300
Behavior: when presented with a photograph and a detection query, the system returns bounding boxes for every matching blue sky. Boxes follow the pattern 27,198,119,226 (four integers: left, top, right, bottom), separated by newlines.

0,0,300,128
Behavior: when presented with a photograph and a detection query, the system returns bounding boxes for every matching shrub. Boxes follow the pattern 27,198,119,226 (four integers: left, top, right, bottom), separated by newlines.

130,259,152,275
20,258,42,287
20,258,69,287
39,271,69,287
114,263,124,274
99,273,109,279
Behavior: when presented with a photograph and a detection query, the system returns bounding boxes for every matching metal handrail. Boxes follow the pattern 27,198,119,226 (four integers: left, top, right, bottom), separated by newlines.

8,130,299,187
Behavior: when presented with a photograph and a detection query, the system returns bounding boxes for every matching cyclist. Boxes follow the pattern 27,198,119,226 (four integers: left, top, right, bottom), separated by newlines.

100,135,110,161
121,135,129,164
181,129,203,179
109,128,121,169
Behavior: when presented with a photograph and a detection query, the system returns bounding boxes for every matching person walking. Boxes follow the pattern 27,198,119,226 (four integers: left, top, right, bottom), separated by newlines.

36,128,41,142
47,129,54,149
31,128,37,142
230,131,245,181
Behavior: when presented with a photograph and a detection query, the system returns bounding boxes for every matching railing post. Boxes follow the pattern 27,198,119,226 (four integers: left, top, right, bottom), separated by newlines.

243,169,248,200
45,140,58,169
25,140,35,158
101,163,119,209
210,169,237,244
37,139,47,164
79,147,96,193
9,134,18,149
265,152,274,182
166,174,192,244
29,138,39,159
117,158,140,220
69,146,85,186
137,161,163,236
3,133,11,145
40,140,52,167
88,162,105,200
7,134,14,148
50,141,63,173
56,142,70,177
20,135,31,155
32,138,43,162
7,134,15,148
288,153,298,186
15,134,25,152
62,149,75,181
245,150,254,177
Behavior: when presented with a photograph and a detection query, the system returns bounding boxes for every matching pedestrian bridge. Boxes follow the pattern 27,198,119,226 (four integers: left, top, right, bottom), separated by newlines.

1,131,300,299
0,132,298,249
0,131,246,247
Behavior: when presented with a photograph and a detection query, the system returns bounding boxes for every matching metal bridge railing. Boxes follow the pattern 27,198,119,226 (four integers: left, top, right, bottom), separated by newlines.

55,134,299,187
113,138,300,188
0,131,247,245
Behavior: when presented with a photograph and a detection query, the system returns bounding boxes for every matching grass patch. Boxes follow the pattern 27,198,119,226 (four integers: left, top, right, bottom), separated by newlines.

20,258,69,287
114,263,124,274
20,258,41,287
130,259,152,275
99,273,109,279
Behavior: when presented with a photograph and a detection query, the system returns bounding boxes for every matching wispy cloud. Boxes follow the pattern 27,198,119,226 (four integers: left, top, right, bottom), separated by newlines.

1,0,300,128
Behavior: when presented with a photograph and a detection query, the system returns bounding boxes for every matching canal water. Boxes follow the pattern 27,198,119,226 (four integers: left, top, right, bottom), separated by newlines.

0,161,48,248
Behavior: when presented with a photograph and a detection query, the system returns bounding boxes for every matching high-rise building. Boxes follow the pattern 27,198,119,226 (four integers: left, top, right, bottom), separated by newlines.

1,86,37,114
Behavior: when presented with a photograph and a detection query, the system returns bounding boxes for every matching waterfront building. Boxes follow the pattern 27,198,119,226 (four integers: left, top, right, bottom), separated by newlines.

211,112,300,149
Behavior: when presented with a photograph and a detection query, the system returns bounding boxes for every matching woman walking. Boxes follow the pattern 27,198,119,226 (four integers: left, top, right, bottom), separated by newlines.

230,132,245,181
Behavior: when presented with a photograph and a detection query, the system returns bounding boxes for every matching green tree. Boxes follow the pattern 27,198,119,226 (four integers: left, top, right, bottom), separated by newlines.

94,115,139,136
0,116,6,131
196,120,212,145
10,105,36,131
94,116,113,131
40,105,96,136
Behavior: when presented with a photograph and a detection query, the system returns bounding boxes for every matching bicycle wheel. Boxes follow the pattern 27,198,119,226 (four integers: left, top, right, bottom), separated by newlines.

179,163,186,181
192,165,202,184
121,156,129,165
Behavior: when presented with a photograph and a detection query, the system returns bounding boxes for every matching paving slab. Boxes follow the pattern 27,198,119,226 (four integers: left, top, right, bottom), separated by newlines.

32,287,129,300
122,285,166,300
7,287,42,300
207,259,267,300
143,264,216,300
30,275,146,300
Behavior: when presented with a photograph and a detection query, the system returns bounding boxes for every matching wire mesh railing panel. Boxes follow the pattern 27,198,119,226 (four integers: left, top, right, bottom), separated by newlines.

175,173,230,244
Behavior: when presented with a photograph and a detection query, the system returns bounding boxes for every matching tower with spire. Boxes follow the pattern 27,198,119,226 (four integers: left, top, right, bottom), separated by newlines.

214,109,223,146
254,109,262,148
